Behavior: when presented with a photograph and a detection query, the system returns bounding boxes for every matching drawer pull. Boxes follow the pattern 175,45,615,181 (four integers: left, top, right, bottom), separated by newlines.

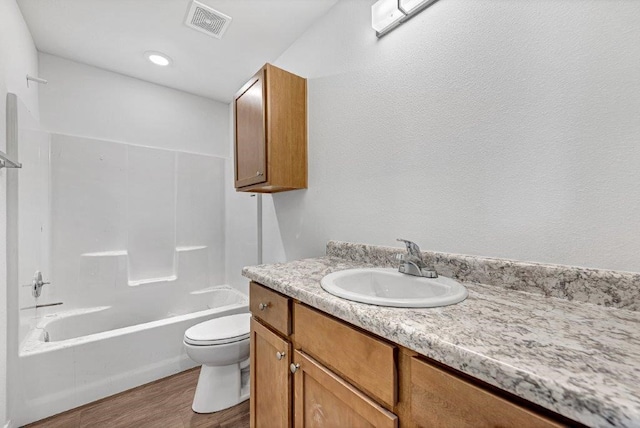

259,302,269,311
276,351,286,360
290,363,300,374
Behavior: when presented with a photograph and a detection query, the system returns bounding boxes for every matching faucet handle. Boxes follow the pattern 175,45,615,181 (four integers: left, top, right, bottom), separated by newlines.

396,238,422,256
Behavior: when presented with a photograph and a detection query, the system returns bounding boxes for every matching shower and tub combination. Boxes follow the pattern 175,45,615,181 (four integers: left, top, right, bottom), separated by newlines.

8,93,255,425
20,284,248,423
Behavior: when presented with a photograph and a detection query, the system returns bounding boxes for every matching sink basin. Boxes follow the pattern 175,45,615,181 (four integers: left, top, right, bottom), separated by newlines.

320,268,468,308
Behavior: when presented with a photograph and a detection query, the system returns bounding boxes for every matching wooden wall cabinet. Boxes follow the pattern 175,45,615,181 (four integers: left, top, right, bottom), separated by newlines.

234,64,307,193
249,281,568,428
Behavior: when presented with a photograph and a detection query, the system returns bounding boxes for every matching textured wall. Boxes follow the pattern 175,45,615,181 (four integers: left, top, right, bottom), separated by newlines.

260,0,640,273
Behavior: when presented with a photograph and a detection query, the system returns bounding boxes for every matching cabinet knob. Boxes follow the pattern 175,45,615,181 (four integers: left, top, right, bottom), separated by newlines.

258,302,269,311
276,351,286,360
290,363,300,374
256,171,263,177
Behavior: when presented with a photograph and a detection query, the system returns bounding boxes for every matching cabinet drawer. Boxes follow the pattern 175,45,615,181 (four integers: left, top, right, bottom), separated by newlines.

250,282,291,336
410,357,563,428
293,303,396,409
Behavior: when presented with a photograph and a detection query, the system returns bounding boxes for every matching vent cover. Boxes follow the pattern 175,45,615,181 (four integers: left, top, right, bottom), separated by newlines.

185,1,232,39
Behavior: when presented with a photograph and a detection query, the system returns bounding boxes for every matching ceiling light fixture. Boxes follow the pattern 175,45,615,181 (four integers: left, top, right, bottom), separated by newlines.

145,51,172,67
372,0,438,37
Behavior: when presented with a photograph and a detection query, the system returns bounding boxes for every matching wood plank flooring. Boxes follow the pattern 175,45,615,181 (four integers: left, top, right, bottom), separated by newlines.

26,368,249,428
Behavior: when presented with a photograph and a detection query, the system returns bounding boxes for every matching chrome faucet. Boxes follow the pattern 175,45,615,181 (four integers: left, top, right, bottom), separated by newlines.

395,239,438,278
31,271,50,298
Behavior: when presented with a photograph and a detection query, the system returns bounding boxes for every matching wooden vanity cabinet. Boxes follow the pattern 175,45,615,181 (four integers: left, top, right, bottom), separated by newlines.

293,350,397,428
249,281,569,428
250,282,397,428
234,63,307,193
293,303,397,410
409,357,562,428
250,282,292,428
250,318,291,428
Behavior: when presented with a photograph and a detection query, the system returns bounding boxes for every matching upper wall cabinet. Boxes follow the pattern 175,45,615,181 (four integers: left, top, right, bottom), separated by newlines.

234,63,307,193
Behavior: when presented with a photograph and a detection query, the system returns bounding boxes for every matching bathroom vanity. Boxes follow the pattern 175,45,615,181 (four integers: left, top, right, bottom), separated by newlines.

245,241,640,428
250,281,566,427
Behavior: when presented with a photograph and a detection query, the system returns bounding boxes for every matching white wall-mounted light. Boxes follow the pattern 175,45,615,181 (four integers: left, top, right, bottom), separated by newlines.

371,0,405,35
399,0,437,14
145,51,172,67
372,0,438,37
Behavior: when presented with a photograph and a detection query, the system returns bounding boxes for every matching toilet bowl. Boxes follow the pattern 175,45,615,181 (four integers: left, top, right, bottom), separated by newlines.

184,312,251,413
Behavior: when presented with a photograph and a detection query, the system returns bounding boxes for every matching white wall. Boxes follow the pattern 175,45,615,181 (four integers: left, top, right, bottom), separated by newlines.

39,53,229,157
0,0,40,425
35,54,236,304
225,103,258,294
260,0,640,273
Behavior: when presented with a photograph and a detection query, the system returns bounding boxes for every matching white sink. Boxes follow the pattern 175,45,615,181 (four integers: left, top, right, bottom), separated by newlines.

320,268,468,308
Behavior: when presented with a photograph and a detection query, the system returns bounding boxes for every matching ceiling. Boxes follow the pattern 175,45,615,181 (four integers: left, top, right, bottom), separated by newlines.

17,0,338,102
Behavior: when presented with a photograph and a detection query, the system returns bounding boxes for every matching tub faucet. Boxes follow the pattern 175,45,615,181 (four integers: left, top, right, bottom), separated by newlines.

395,239,438,278
31,271,50,298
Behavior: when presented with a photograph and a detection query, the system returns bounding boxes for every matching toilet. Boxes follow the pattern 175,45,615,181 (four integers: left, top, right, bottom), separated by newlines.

184,312,251,413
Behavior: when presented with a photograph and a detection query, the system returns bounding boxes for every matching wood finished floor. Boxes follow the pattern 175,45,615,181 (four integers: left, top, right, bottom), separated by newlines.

25,368,249,428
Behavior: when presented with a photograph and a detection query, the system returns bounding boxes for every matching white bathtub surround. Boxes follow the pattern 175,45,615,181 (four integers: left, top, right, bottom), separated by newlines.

42,133,226,309
8,52,257,427
16,286,247,426
14,131,232,423
183,313,251,413
242,242,640,428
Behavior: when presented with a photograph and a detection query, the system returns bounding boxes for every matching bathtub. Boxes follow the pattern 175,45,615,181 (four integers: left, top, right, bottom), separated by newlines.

16,285,248,426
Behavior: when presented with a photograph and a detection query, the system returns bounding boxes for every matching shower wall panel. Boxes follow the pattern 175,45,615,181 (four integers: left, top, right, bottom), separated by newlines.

126,146,176,285
50,134,127,306
49,134,225,309
176,153,226,287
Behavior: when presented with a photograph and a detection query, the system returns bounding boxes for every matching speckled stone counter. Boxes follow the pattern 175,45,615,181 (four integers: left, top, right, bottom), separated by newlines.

242,242,640,428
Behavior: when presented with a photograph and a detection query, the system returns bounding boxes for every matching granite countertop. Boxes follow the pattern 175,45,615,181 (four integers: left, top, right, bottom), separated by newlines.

243,252,640,428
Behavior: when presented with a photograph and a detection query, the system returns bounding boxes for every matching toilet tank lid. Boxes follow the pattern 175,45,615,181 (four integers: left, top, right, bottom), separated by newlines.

185,312,251,343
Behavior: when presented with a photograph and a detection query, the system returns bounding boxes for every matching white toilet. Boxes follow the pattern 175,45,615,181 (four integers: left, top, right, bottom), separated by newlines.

184,312,251,413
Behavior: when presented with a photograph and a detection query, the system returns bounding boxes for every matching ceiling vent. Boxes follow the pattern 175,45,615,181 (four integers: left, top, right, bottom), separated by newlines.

185,1,232,39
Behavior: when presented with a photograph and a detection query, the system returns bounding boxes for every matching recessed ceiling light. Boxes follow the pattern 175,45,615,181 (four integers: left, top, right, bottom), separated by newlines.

145,51,172,67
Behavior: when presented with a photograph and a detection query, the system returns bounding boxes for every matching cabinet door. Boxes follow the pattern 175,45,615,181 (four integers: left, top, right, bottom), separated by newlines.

410,357,563,428
292,350,397,428
250,318,291,428
235,72,267,188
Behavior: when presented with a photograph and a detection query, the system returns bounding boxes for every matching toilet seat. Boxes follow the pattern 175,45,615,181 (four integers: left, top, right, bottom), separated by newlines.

184,313,250,346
